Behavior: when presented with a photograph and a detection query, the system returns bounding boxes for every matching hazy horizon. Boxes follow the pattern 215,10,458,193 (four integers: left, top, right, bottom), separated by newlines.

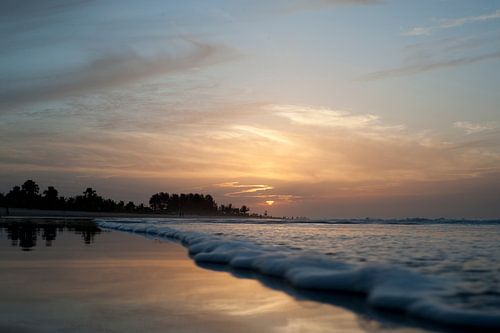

1,0,500,218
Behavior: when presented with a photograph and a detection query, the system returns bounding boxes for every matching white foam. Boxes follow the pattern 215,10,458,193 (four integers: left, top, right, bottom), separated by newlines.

97,220,500,330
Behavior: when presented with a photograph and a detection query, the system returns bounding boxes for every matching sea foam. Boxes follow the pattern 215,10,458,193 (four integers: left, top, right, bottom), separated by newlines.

97,220,500,330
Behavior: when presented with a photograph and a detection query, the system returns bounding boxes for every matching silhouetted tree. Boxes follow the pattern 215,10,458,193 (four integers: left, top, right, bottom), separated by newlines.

159,192,169,210
2,179,250,217
83,188,97,199
65,197,76,210
240,205,249,215
19,180,40,208
204,194,217,212
22,180,39,197
147,191,252,216
6,186,22,208
101,198,117,212
75,187,104,211
43,186,58,199
125,201,136,212
0,192,7,215
43,186,59,210
149,193,164,212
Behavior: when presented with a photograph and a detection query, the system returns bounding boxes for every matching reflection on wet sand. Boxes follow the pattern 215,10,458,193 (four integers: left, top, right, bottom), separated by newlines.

0,219,100,250
0,220,427,333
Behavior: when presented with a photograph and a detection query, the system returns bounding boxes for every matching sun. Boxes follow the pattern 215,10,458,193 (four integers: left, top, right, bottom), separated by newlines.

265,200,275,206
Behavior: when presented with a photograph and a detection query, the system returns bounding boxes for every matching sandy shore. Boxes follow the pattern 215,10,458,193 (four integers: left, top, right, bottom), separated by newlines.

0,207,200,218
0,219,432,333
0,208,263,219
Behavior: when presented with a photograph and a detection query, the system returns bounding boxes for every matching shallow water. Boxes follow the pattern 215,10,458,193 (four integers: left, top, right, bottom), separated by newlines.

97,218,500,330
0,220,430,333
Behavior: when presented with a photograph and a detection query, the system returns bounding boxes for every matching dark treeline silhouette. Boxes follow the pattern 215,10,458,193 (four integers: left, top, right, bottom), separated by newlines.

149,192,250,216
0,180,252,216
0,221,101,251
0,180,149,213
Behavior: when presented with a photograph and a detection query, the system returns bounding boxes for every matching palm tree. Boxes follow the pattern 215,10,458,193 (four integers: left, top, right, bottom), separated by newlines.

21,180,40,208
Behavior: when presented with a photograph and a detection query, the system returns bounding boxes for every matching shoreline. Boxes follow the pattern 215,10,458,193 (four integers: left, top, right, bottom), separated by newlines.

100,220,500,332
0,218,406,333
3,217,498,332
0,208,266,219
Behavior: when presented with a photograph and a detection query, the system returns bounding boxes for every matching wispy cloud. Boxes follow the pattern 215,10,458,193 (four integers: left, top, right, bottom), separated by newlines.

269,104,378,129
362,51,500,80
439,9,500,28
403,9,500,36
215,182,274,196
214,182,302,206
3,101,498,184
453,121,498,135
231,125,291,144
0,39,237,111
403,27,432,37
267,104,404,136
2,101,500,215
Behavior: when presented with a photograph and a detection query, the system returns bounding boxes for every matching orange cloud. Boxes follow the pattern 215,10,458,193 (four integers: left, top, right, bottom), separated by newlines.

2,102,499,217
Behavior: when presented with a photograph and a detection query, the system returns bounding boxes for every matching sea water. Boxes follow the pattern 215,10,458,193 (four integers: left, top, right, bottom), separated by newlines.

97,218,500,330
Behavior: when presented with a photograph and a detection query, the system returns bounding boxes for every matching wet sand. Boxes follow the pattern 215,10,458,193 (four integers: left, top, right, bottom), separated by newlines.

0,221,430,333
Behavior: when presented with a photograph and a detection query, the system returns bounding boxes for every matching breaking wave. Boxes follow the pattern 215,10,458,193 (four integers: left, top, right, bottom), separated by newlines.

97,220,500,331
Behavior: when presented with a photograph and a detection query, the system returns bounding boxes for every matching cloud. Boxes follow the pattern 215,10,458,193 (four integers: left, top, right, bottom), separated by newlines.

215,182,274,197
402,27,432,37
453,121,498,135
214,182,302,206
0,39,237,111
2,101,500,217
439,9,500,28
403,9,500,36
267,104,405,137
231,125,292,144
3,102,498,186
364,33,500,80
361,51,500,80
269,104,379,129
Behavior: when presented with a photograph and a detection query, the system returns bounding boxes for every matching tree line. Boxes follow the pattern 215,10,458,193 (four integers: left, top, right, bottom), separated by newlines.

0,180,251,216
149,192,249,216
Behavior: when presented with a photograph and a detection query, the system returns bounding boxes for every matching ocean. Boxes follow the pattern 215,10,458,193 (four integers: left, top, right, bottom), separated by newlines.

98,218,500,331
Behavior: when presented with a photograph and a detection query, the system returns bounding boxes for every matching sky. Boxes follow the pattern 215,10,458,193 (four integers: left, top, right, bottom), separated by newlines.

1,0,500,218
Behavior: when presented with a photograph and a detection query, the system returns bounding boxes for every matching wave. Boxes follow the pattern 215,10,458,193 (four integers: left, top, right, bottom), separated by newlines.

97,220,500,331
96,217,500,225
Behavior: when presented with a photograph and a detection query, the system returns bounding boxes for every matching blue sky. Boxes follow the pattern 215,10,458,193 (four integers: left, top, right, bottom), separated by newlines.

1,0,500,218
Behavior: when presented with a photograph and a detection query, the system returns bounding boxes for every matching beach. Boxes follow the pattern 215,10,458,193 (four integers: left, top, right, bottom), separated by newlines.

0,218,437,333
2,1,499,332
